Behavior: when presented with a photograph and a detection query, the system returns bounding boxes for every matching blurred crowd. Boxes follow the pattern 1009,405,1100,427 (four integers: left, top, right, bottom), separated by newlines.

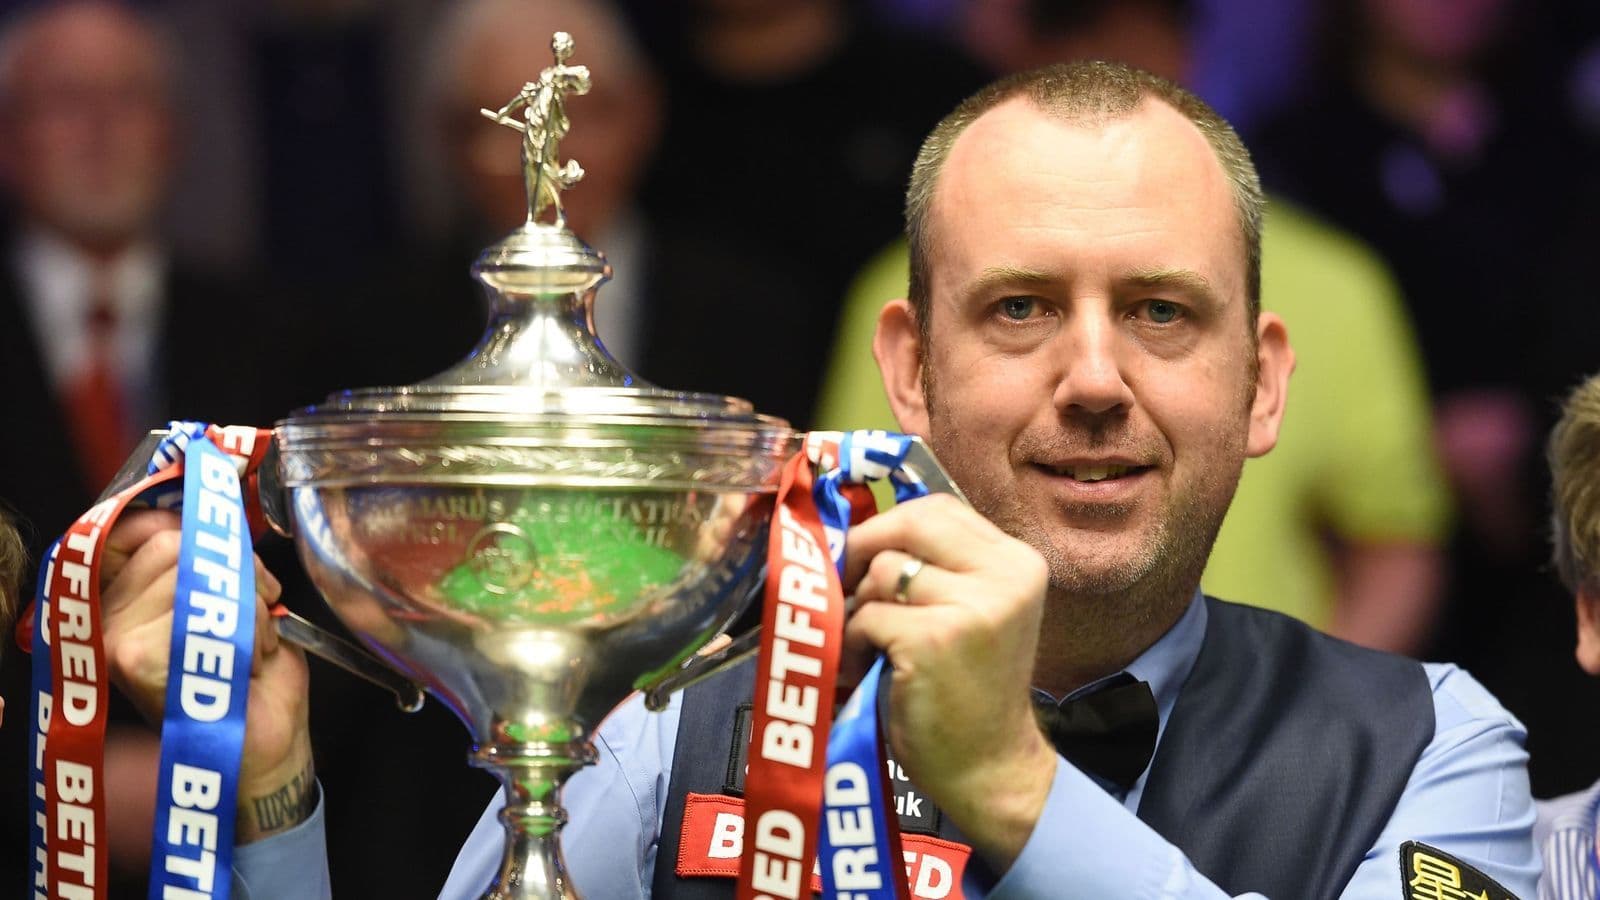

0,0,1595,893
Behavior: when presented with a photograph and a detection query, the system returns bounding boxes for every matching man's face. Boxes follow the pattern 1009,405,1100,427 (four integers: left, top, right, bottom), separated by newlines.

886,98,1286,602
0,7,173,250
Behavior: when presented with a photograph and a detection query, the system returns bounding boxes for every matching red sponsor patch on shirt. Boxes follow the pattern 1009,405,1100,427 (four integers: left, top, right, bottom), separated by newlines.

678,792,970,899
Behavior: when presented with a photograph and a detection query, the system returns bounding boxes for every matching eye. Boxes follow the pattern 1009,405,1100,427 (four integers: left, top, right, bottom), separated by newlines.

1140,300,1183,324
999,296,1038,321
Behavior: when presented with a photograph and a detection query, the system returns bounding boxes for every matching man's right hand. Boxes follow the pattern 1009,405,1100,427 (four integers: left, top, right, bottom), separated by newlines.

99,509,316,843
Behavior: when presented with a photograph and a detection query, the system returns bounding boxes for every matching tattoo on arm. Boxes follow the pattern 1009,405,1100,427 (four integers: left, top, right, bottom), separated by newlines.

250,757,317,833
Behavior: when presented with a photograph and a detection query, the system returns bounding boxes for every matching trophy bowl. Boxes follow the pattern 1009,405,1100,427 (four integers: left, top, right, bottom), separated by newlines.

278,405,793,732
277,404,793,899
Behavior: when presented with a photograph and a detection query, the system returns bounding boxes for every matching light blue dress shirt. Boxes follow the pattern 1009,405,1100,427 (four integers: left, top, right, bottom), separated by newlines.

235,593,1540,898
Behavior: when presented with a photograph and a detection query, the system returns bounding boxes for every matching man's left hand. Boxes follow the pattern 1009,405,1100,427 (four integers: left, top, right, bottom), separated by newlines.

841,492,1056,871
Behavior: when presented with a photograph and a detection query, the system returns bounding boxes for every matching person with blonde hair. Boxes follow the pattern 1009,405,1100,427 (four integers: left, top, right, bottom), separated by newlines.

0,508,21,634
1536,374,1600,899
0,508,24,728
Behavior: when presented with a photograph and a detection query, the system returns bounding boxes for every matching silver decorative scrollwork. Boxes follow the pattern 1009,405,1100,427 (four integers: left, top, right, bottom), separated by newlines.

282,444,787,491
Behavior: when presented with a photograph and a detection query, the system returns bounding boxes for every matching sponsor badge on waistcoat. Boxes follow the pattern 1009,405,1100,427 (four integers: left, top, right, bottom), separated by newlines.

677,791,971,900
1399,841,1521,900
724,702,943,835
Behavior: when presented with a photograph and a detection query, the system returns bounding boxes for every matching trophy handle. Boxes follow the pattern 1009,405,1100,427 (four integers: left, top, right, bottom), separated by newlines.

99,429,428,713
639,435,967,711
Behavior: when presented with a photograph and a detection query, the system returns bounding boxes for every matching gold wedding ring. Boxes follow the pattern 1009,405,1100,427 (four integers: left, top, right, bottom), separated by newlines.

893,556,925,604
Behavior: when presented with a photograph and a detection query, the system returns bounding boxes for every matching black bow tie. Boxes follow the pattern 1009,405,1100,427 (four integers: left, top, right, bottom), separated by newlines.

1032,673,1158,791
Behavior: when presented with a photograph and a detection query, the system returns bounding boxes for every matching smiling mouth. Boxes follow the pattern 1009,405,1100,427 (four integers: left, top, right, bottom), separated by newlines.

1036,463,1153,483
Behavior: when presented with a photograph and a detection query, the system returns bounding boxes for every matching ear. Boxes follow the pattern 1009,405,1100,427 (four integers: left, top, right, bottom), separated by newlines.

1245,311,1294,458
1576,585,1600,675
873,298,929,436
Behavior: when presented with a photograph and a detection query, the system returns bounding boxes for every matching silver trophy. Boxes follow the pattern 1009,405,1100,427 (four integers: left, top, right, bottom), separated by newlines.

275,34,792,899
104,33,963,899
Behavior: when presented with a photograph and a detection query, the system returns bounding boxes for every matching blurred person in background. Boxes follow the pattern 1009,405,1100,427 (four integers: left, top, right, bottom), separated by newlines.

816,0,1451,656
1255,0,1570,555
0,0,291,547
1254,0,1600,796
1535,374,1600,899
0,3,301,892
429,0,660,370
329,0,663,387
631,0,987,428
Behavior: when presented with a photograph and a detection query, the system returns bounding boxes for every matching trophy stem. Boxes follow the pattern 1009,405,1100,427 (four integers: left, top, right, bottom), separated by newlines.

471,738,599,900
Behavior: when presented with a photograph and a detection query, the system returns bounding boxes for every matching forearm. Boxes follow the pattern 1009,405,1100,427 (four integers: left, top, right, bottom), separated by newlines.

1328,542,1442,655
236,731,317,844
978,759,1263,900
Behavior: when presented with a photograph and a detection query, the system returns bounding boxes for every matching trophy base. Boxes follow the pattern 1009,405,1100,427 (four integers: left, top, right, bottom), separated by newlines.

472,738,599,900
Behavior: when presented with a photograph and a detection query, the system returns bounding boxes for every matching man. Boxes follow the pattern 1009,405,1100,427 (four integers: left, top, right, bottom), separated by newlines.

101,62,1537,897
0,1,297,544
815,0,1450,656
1535,374,1600,898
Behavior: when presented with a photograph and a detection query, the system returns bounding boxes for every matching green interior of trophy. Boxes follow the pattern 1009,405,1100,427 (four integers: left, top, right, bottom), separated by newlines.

427,488,714,624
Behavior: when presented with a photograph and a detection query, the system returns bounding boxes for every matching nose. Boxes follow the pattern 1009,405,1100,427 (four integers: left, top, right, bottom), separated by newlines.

1050,310,1135,418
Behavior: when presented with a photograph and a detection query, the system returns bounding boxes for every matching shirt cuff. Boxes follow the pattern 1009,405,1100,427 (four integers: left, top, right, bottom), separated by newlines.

974,758,1177,900
231,782,332,900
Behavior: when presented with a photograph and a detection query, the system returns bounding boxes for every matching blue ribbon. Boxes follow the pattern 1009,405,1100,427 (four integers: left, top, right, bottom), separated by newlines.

814,430,928,900
27,539,59,897
146,430,255,899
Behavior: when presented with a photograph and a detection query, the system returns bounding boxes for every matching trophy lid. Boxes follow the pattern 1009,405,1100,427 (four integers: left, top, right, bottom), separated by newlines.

277,33,792,489
281,33,793,490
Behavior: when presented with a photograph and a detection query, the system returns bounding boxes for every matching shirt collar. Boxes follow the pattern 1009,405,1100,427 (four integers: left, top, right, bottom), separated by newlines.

18,226,163,312
14,226,165,390
1059,588,1207,723
1050,589,1208,807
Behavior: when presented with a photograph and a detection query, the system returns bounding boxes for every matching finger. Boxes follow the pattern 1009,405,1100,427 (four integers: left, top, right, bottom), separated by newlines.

842,597,928,667
854,550,959,608
255,556,282,606
102,527,182,618
105,613,177,716
102,568,179,643
101,509,183,587
841,494,1004,590
252,594,278,677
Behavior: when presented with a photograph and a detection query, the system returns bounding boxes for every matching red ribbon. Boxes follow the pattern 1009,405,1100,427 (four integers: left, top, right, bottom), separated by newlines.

43,468,179,898
737,453,849,900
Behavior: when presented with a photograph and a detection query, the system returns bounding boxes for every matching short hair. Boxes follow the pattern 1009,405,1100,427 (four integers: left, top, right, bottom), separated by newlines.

905,61,1264,339
0,508,24,640
1550,374,1600,594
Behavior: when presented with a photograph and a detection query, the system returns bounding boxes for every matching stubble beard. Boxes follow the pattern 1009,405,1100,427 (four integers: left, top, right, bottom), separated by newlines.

922,365,1243,660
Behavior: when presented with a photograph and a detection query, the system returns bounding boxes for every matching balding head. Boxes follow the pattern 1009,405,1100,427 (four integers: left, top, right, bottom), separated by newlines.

430,0,659,237
0,1,176,253
906,62,1262,346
